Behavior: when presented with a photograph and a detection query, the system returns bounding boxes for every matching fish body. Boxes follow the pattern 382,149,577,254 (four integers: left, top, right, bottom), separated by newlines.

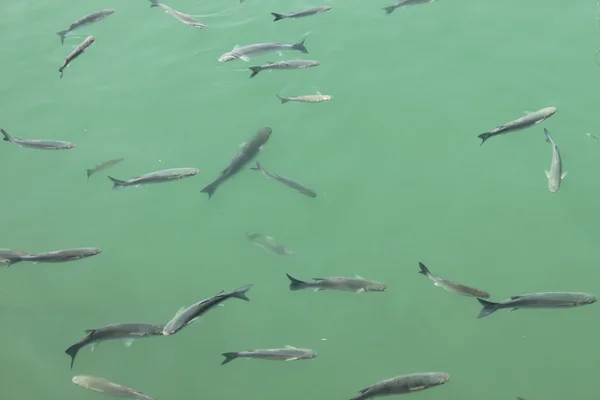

218,39,308,62
351,372,450,400
478,107,557,145
0,249,31,266
149,0,206,28
418,262,489,298
286,273,387,293
246,232,293,255
543,129,566,192
72,376,153,400
271,6,332,21
249,59,320,78
162,284,252,336
23,248,101,263
59,36,95,78
276,93,331,104
57,9,115,44
107,168,199,189
383,0,436,15
477,292,597,319
1,128,75,150
201,127,272,198
250,162,316,197
221,345,316,364
65,323,164,368
87,158,124,180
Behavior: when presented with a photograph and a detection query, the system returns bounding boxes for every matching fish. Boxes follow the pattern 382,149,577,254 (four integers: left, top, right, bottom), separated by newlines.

1,128,76,150
418,262,490,298
271,6,332,21
0,249,31,266
218,39,308,62
249,59,320,78
200,127,272,198
585,132,600,142
247,232,293,255
477,107,557,145
476,292,597,319
276,93,331,104
56,9,115,44
107,168,199,189
221,345,317,364
286,273,387,293
23,248,101,263
382,0,436,15
350,372,450,400
250,162,316,197
162,284,252,336
65,323,164,369
72,375,153,400
149,0,207,29
87,158,124,180
59,36,95,78
543,129,566,193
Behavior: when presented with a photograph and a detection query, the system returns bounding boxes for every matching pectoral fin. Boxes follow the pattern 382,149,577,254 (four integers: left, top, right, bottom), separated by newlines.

239,55,249,62
285,357,299,361
124,339,134,347
409,386,426,391
561,171,567,179
545,170,550,178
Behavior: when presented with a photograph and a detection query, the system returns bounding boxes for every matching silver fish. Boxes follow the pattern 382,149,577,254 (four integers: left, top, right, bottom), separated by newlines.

72,376,153,400
221,345,316,364
65,323,164,369
276,93,331,104
286,273,387,293
478,107,557,145
59,36,95,78
107,167,199,189
249,59,320,78
149,0,206,29
250,162,316,197
382,0,436,16
162,284,252,336
271,6,332,21
0,249,31,266
476,292,597,319
246,232,293,255
24,248,101,263
543,129,566,193
351,372,450,400
418,262,490,298
87,158,124,180
1,128,75,150
218,39,308,62
585,132,600,142
56,9,115,44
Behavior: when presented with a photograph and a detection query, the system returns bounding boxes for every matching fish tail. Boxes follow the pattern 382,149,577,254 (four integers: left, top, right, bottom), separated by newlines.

57,30,68,44
382,6,396,15
476,298,500,319
1,128,13,142
64,343,81,369
86,169,93,180
59,67,65,79
249,161,263,172
271,12,285,21
200,179,221,198
107,176,126,189
543,128,552,144
221,352,239,365
276,94,289,104
149,0,160,6
292,38,308,53
249,66,262,78
286,273,307,291
230,284,253,301
417,262,431,276
477,132,491,146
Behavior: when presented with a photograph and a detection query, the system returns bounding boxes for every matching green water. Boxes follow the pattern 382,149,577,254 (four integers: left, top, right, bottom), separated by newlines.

1,0,600,399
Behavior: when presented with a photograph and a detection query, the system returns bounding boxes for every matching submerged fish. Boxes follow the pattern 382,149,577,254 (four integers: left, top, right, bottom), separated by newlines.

271,6,332,21
201,127,272,198
162,284,252,336
351,372,450,400
286,273,387,293
107,168,199,189
56,9,115,44
249,59,320,78
221,345,317,364
585,132,600,142
65,323,164,369
418,262,490,298
250,162,316,197
543,129,566,193
476,292,597,319
1,128,75,150
218,39,308,62
382,0,436,15
59,36,95,78
276,93,331,104
246,232,293,255
72,376,153,400
149,0,206,28
87,158,124,180
477,107,557,145
0,249,31,266
24,248,101,263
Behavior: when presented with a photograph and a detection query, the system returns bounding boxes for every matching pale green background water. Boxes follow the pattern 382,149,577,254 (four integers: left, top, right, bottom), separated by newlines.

1,0,599,399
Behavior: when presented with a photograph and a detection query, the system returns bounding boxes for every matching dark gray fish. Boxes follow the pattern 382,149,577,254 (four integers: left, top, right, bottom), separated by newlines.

276,93,331,104
477,292,597,319
56,9,115,44
1,128,76,150
271,6,332,21
351,372,450,400
87,158,124,180
418,262,490,298
72,376,153,400
249,59,320,78
218,39,308,62
478,107,557,145
383,0,436,15
221,345,316,364
0,249,31,266
149,0,207,28
59,36,95,78
162,284,252,336
247,232,293,255
23,248,101,263
286,273,387,293
250,162,316,197
65,323,164,369
201,127,272,198
543,129,566,193
107,167,199,189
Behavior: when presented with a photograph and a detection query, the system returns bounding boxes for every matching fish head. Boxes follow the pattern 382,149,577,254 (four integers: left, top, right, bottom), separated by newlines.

548,181,559,193
72,376,86,385
323,6,333,10
436,373,451,385
367,282,388,292
542,106,557,117
257,127,273,142
577,294,597,305
88,248,102,256
218,53,237,62
106,8,116,14
87,36,96,44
